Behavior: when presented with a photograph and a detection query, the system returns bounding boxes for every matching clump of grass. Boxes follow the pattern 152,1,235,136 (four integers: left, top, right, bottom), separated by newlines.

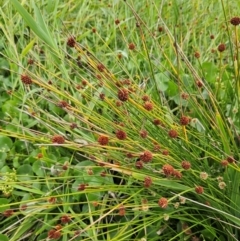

0,1,240,241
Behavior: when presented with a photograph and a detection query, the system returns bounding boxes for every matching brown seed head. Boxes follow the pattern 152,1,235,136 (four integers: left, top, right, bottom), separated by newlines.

58,101,69,108
143,101,153,111
142,95,150,101
180,116,190,125
37,153,43,159
181,92,189,100
140,150,153,163
118,88,129,101
162,164,174,176
115,19,120,25
221,159,229,167
48,229,61,239
48,197,56,203
135,160,144,169
158,26,164,32
181,161,191,170
144,176,152,188
230,17,240,26
78,183,87,191
61,215,71,224
98,135,109,145
116,130,127,140
139,129,148,138
3,209,14,217
196,79,203,88
195,186,204,194
21,74,32,85
227,156,235,163
168,129,178,138
128,43,135,50
97,63,105,72
153,119,164,126
70,123,77,129
162,149,169,155
173,170,182,179
218,43,226,52
118,205,125,216
194,52,200,59
99,93,105,100
158,197,168,208
51,135,65,144
67,36,76,47
27,59,34,65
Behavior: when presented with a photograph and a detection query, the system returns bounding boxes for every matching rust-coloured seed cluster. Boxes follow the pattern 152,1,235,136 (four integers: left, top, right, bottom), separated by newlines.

117,53,122,59
162,164,174,176
196,79,203,88
153,119,163,126
194,52,200,59
139,129,148,138
99,93,105,100
180,116,190,126
144,176,152,188
143,101,153,111
58,101,69,108
21,74,32,85
227,156,235,163
230,17,240,26
210,34,214,39
78,183,88,191
168,129,178,138
218,43,226,52
118,205,125,216
181,92,189,100
37,153,43,159
51,135,65,144
115,19,120,25
48,197,56,203
67,36,76,47
153,143,161,152
162,149,169,155
97,63,105,72
118,88,129,101
123,79,131,85
135,160,144,169
20,204,27,211
162,164,182,179
27,59,34,65
61,215,71,224
48,229,61,240
181,161,191,170
158,197,168,208
140,150,153,163
195,186,204,194
128,43,135,50
116,130,127,140
3,209,14,217
173,170,182,179
115,100,122,107
70,123,77,129
221,159,228,166
158,26,164,32
142,95,150,101
126,153,134,158
98,135,109,145
101,171,106,177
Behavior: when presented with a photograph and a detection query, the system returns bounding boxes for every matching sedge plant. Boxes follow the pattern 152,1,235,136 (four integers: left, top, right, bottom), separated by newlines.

0,0,240,241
